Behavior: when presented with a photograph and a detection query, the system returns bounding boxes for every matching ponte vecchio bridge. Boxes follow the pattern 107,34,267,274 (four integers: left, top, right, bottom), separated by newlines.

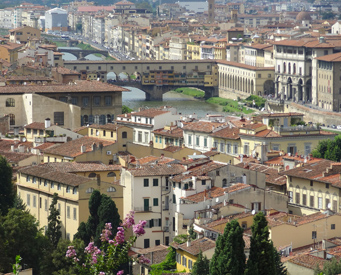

64,60,275,101
64,60,219,101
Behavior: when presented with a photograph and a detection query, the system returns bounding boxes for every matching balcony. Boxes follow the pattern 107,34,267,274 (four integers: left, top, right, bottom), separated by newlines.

134,206,152,212
274,125,320,134
35,136,67,143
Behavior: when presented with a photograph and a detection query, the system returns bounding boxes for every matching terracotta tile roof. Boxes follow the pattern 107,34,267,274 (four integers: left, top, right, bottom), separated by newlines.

217,60,274,71
163,146,182,152
52,67,80,75
128,163,186,177
33,142,58,151
42,162,121,173
137,245,169,265
172,161,226,183
210,127,239,139
240,122,266,130
0,151,34,163
132,155,176,166
183,184,250,203
0,80,128,94
89,123,122,131
315,52,341,62
229,118,252,128
182,121,227,133
73,126,88,133
174,237,216,256
0,42,23,50
131,109,169,118
24,122,45,130
260,112,303,118
254,129,281,138
272,38,333,48
18,165,94,187
153,127,183,138
288,254,326,270
43,137,115,158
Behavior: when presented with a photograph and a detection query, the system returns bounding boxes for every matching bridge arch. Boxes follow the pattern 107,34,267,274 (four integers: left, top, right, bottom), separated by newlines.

60,52,78,61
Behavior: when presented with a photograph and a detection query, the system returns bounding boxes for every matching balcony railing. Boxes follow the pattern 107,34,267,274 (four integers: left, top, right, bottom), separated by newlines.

274,125,320,133
134,206,152,212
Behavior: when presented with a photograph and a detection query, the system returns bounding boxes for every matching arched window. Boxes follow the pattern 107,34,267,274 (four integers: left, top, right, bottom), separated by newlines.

9,114,15,125
122,131,127,139
83,115,89,124
288,63,291,74
73,187,78,194
283,62,286,73
88,173,96,178
6,98,15,107
107,172,116,177
66,186,70,193
293,63,296,74
86,187,94,193
107,186,116,192
107,114,112,123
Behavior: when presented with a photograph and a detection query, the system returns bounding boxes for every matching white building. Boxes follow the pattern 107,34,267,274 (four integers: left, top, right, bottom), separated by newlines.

331,21,341,35
116,107,181,147
45,8,68,32
121,162,186,248
0,9,13,29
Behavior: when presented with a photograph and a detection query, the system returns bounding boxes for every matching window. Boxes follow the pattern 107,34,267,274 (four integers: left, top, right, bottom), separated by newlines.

66,186,70,193
45,199,48,211
107,172,116,177
122,131,127,138
107,186,116,192
58,183,61,190
295,192,300,204
73,187,78,194
326,183,329,189
310,195,314,208
331,224,336,230
258,74,261,78
59,96,67,103
71,97,78,105
188,135,192,145
220,142,224,152
9,114,15,125
302,194,307,206
51,182,54,189
104,96,112,106
318,197,323,209
182,256,187,267
6,98,15,107
44,180,47,186
54,112,64,126
82,97,89,107
73,207,77,220
144,239,150,248
98,66,101,70
333,200,337,211
153,198,159,206
144,179,149,187
155,240,160,246
93,96,100,106
173,194,176,204
153,179,159,186
86,187,94,193
196,136,200,146
67,206,70,219
39,197,42,208
251,202,261,212
27,194,30,206
202,180,206,185
89,173,96,178
310,181,313,186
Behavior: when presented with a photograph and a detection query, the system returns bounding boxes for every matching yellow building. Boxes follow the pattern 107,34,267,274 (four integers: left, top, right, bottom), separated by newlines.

0,39,23,63
9,26,41,44
239,113,336,162
280,159,341,216
211,126,241,158
172,238,216,272
43,136,118,164
153,124,183,149
87,123,133,151
17,163,123,241
187,41,201,60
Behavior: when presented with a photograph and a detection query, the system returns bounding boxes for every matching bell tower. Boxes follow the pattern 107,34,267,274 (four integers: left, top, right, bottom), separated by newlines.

208,0,215,23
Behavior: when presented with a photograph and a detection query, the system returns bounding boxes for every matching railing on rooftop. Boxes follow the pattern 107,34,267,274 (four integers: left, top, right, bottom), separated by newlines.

274,125,320,133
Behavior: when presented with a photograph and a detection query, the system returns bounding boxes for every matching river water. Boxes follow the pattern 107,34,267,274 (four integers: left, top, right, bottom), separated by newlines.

122,87,224,118
60,47,224,118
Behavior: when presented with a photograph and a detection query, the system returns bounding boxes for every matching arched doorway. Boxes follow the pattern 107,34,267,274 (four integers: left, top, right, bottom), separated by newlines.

263,80,274,95
298,79,303,101
287,77,293,100
306,79,312,102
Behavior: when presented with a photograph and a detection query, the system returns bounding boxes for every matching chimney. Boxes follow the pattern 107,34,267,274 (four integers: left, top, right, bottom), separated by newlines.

11,145,14,152
92,142,97,151
81,144,86,153
187,239,191,247
161,153,164,159
97,174,101,186
45,118,51,128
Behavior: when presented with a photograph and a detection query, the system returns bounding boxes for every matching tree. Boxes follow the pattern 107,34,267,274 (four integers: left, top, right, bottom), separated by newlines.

122,105,133,114
245,212,278,275
273,246,287,275
0,155,15,215
210,220,245,275
315,257,341,275
189,225,197,240
0,208,48,273
135,1,153,12
46,193,62,248
312,135,341,161
74,190,121,247
192,251,210,275
150,247,176,275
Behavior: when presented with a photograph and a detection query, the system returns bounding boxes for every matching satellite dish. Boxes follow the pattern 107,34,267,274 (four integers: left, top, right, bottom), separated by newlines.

22,137,27,142
251,210,256,215
328,203,331,209
216,198,219,203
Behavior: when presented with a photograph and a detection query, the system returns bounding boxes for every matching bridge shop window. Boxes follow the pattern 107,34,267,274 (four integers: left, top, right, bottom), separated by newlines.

123,66,126,70
86,66,89,70
98,66,101,70
147,66,150,70
74,66,77,70
6,98,15,107
183,66,186,69
110,66,113,70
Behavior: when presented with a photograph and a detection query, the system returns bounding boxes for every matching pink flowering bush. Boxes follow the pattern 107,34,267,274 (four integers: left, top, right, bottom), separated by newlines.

66,211,150,275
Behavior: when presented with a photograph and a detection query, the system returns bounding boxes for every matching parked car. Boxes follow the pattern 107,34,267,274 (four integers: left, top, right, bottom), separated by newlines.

337,125,341,130
331,125,337,129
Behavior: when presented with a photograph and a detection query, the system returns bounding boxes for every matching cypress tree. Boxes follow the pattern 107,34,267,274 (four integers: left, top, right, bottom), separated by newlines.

0,156,14,215
191,251,210,275
245,212,276,275
210,219,245,275
46,193,62,248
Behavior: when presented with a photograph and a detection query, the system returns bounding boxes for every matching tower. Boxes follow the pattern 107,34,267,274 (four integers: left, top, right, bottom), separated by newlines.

208,0,215,23
231,10,238,23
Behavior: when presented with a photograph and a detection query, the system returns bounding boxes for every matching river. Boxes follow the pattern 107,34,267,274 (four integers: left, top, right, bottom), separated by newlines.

122,87,224,118
60,47,225,117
